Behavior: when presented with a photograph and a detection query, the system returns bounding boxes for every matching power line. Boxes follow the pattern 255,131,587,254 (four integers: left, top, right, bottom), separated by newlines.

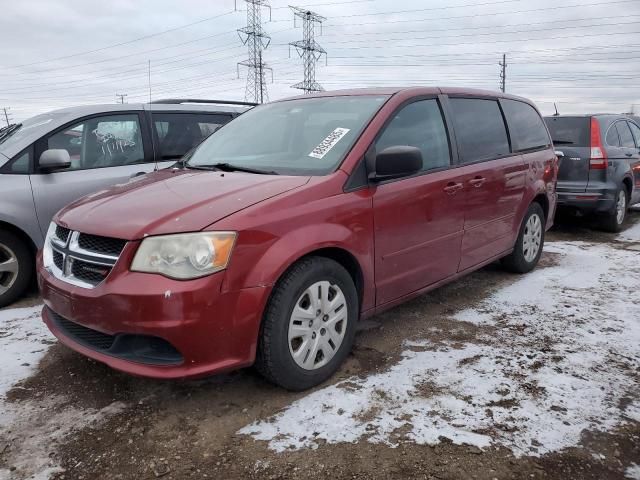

289,6,327,94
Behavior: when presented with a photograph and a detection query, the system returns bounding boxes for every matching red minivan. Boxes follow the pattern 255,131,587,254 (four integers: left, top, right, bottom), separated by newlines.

38,88,557,390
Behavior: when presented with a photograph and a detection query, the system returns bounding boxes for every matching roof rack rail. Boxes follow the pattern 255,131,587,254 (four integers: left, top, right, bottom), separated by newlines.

149,98,258,107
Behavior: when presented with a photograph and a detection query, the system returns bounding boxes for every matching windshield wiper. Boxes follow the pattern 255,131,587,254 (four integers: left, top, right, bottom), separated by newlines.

187,162,278,175
0,123,22,144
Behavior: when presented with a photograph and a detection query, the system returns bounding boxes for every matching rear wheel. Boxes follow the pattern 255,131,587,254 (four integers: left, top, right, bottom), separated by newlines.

255,256,358,391
599,187,627,233
502,202,545,274
0,231,33,308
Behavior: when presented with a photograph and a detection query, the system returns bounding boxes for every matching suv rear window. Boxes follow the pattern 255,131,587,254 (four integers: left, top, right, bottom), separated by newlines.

502,100,550,152
544,117,590,147
449,98,510,163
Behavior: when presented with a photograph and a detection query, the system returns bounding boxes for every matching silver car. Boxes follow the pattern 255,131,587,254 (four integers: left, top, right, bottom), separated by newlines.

0,99,252,306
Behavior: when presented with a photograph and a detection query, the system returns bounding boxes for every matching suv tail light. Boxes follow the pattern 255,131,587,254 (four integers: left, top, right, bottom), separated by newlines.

589,117,608,169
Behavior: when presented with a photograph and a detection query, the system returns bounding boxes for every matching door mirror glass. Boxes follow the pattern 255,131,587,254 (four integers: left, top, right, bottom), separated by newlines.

39,149,71,172
372,146,423,182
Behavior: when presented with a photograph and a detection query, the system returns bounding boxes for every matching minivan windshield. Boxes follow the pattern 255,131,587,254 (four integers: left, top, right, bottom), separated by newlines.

0,112,62,152
186,95,389,175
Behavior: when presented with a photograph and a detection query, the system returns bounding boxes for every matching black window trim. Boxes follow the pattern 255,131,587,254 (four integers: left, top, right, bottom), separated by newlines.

0,145,34,175
498,98,552,154
34,110,153,173
627,119,640,148
446,94,517,166
344,94,458,191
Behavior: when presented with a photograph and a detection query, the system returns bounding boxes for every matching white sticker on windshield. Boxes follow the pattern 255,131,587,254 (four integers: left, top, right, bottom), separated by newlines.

309,128,351,159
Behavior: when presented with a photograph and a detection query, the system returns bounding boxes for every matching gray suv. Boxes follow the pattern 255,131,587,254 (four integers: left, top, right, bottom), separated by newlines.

0,99,252,306
544,114,640,232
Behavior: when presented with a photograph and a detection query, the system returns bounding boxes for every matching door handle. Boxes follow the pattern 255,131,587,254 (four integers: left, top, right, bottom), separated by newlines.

469,176,486,187
129,171,146,179
626,153,633,157
443,182,463,195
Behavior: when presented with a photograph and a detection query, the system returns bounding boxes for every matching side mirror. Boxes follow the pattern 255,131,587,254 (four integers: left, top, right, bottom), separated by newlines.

39,149,71,172
370,146,423,182
554,150,564,158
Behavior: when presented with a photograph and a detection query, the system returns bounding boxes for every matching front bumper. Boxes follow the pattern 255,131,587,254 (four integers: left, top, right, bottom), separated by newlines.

38,247,271,380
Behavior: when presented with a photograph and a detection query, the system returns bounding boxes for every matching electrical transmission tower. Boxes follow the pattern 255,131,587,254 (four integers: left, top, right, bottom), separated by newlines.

2,107,12,127
289,6,327,94
236,0,272,104
116,93,128,104
499,53,507,93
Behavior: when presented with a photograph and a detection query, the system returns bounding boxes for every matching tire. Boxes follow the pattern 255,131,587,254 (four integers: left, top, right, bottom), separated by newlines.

255,256,359,391
599,186,628,233
501,202,545,274
0,230,33,308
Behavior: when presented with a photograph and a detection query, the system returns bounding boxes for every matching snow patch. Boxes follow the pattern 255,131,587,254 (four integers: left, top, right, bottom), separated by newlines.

0,305,52,399
626,464,640,480
240,241,640,457
618,221,640,242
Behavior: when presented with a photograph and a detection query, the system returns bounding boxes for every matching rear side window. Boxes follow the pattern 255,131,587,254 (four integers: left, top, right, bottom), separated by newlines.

544,117,590,147
606,125,621,147
629,122,640,147
152,113,232,160
449,98,510,163
615,121,636,148
375,99,450,171
501,100,550,152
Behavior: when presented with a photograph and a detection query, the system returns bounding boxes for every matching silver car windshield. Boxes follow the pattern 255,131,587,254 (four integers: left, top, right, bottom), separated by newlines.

186,95,389,176
0,113,62,152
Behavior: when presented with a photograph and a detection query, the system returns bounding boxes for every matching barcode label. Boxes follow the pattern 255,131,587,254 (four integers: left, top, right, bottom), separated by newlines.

308,128,351,159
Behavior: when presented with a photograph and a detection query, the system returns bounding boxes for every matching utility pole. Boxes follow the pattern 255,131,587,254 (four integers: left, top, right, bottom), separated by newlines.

499,53,507,93
289,6,327,94
2,107,11,127
237,0,272,104
116,93,128,104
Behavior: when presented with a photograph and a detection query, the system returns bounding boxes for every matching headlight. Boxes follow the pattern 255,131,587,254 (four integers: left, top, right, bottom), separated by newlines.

131,232,237,280
42,222,56,269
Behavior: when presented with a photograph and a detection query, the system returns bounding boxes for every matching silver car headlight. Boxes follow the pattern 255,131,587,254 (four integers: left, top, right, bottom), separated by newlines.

131,232,237,280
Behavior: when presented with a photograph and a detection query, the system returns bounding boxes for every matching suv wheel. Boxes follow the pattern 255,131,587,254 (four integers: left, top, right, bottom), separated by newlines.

502,202,545,274
0,231,33,308
599,187,628,233
255,256,358,391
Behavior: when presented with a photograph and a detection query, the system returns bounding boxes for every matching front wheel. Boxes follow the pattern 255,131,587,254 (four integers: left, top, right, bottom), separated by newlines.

255,256,358,391
0,231,33,308
501,203,545,274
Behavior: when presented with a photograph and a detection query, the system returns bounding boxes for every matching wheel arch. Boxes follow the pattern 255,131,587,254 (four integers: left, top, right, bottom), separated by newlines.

622,176,633,199
531,193,549,221
0,220,37,255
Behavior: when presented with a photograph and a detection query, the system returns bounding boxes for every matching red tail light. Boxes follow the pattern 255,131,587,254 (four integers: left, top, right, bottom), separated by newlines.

589,117,607,169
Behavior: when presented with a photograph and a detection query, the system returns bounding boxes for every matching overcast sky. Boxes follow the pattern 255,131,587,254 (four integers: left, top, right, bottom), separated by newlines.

1,0,639,122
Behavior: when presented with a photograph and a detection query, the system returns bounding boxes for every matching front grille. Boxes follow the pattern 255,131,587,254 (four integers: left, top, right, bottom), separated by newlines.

71,260,111,285
53,250,64,270
55,225,71,243
78,234,127,256
50,309,115,350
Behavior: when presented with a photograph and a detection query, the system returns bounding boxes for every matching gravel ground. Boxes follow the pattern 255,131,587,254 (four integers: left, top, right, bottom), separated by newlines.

1,210,639,480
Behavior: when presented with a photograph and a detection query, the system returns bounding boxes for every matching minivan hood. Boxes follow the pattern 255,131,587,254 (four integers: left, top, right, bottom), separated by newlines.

56,169,310,240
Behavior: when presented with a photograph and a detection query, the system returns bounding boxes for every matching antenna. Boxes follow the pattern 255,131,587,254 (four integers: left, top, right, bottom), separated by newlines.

2,107,11,127
553,103,560,116
148,60,152,103
289,6,327,94
237,0,272,104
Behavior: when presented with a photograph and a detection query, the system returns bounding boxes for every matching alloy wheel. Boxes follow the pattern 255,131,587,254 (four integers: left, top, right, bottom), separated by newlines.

0,243,19,296
288,281,348,370
522,214,542,263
